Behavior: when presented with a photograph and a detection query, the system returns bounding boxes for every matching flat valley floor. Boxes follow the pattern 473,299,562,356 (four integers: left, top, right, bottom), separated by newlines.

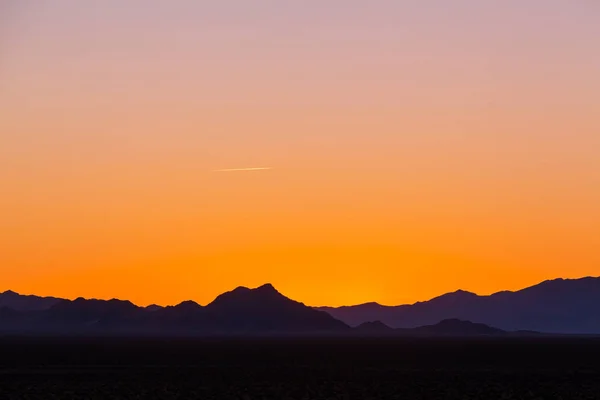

1,337,599,399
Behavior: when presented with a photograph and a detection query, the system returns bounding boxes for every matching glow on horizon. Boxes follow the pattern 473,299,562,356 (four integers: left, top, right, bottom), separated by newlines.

0,1,599,308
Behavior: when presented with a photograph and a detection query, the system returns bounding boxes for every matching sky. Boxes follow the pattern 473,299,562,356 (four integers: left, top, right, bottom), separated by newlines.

1,1,599,307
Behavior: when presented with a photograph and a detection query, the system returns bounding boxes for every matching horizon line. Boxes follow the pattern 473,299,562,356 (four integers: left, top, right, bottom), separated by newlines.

2,275,597,309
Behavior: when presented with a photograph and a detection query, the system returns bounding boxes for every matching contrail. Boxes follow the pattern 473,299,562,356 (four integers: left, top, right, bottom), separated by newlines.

213,167,272,172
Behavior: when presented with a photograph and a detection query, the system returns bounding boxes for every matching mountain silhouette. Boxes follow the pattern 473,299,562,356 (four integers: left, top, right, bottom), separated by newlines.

143,300,206,332
2,277,599,335
351,319,507,336
13,298,148,334
354,320,394,334
43,298,142,324
404,319,506,336
318,277,600,334
202,284,349,333
0,285,348,335
0,290,62,311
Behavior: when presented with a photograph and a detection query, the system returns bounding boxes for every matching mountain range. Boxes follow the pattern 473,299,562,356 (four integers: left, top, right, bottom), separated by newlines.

318,277,600,334
0,284,348,336
1,276,598,335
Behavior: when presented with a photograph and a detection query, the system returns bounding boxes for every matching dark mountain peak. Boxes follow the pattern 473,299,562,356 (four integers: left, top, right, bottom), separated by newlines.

208,287,247,306
431,289,477,301
454,289,477,296
354,301,385,308
37,297,144,329
355,320,393,332
224,283,280,297
414,319,505,336
108,298,136,308
513,276,600,301
256,283,279,293
208,284,289,309
319,301,385,311
566,276,598,285
524,276,599,289
435,318,498,330
230,285,251,293
253,283,286,300
0,290,64,311
173,300,203,311
50,297,138,313
202,284,349,332
150,301,204,322
416,289,478,307
539,276,598,284
146,304,163,312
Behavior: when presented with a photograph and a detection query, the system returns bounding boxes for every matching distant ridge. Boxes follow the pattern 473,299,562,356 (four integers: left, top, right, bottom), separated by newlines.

202,283,348,332
406,319,506,336
354,321,394,334
351,319,508,337
0,290,62,311
0,284,348,335
317,276,600,334
2,276,600,335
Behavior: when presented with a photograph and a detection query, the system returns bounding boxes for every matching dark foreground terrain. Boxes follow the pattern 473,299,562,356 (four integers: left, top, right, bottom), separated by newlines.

1,337,600,399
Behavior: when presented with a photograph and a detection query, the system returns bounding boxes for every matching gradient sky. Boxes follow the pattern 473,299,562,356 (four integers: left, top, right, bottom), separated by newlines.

1,1,599,307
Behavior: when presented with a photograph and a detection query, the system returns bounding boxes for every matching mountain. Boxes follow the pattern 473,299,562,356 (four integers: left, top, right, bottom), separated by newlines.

140,300,206,333
354,320,394,334
201,284,349,333
2,277,599,335
0,298,149,334
0,290,63,311
351,319,507,336
40,298,144,328
405,319,506,336
0,284,348,335
318,277,600,334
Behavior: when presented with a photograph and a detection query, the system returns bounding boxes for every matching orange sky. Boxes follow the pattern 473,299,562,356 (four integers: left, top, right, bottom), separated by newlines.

1,1,599,307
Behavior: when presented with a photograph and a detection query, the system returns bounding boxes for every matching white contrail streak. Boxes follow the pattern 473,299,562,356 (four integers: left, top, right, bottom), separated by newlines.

213,167,272,172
